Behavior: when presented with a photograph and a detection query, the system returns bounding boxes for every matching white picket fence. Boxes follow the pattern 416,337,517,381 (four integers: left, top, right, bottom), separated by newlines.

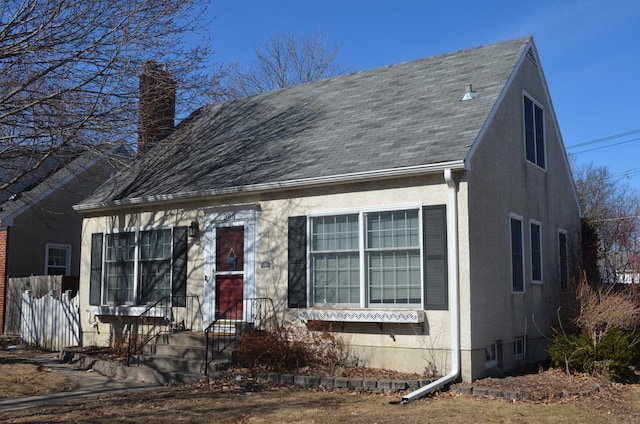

21,290,81,351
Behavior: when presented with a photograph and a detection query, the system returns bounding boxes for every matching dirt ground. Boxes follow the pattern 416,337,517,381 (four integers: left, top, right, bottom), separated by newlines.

2,337,640,423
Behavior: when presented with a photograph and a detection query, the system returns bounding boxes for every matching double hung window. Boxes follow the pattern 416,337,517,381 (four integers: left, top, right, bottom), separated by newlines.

366,210,421,305
558,230,568,291
104,229,171,304
90,226,187,307
510,217,524,292
530,221,542,283
45,243,71,275
311,215,360,305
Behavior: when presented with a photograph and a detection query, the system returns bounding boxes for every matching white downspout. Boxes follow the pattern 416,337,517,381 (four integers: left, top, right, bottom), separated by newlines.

401,168,460,403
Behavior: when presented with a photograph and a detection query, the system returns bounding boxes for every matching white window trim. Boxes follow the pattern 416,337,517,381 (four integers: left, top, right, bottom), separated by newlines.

307,205,425,310
102,225,173,306
522,91,547,171
44,243,72,275
530,219,543,284
307,202,424,217
510,213,525,294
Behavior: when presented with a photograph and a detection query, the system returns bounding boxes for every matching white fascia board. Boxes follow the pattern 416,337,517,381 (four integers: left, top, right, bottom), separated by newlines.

74,160,467,214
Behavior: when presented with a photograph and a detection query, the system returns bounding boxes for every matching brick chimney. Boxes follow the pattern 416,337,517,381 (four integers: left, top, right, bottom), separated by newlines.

138,61,176,154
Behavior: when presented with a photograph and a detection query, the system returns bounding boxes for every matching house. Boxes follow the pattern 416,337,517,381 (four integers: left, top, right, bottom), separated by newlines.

0,147,129,334
74,36,582,382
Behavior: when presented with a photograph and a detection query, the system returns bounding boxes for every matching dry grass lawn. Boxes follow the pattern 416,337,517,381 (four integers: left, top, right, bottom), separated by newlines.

1,337,639,423
0,382,639,423
0,343,77,399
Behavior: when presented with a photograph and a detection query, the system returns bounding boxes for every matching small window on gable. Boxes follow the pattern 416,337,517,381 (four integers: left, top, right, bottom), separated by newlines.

524,95,545,169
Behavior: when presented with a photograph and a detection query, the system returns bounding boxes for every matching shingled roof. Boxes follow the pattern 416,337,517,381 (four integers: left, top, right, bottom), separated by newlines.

79,36,533,210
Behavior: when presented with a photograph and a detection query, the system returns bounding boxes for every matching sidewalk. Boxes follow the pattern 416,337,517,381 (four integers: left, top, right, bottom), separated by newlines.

0,353,163,412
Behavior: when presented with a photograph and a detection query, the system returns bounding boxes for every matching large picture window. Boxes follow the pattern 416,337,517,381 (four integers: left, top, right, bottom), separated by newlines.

90,227,187,307
297,206,447,309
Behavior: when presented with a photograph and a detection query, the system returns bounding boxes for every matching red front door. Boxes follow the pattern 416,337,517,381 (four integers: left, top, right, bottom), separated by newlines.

215,226,244,320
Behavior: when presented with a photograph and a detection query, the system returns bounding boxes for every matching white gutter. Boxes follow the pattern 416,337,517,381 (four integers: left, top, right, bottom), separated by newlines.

74,160,467,213
402,168,461,403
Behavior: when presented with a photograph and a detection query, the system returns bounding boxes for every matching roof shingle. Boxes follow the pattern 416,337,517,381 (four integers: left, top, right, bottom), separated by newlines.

82,36,531,206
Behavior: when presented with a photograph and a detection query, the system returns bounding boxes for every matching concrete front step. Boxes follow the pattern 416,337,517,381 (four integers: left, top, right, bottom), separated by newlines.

155,331,209,347
62,352,207,385
62,331,237,385
143,342,234,361
136,330,236,377
133,355,203,374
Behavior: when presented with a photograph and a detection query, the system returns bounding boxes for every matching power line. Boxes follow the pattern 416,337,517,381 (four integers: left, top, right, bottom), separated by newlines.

590,215,640,223
571,136,640,154
610,168,640,181
567,129,640,149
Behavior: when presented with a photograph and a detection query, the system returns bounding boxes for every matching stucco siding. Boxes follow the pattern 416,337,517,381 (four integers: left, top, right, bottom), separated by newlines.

464,55,580,379
79,175,465,375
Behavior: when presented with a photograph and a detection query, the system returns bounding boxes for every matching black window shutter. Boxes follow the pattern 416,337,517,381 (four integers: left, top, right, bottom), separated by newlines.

288,216,307,308
423,205,448,310
89,233,103,305
172,226,188,307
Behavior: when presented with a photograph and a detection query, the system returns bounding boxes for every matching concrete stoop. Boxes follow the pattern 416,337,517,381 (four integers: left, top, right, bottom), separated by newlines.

60,351,204,385
61,332,233,385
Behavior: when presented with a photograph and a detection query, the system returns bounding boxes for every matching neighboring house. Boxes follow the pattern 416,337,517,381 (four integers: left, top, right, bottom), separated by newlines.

0,147,129,333
74,36,581,382
610,250,640,285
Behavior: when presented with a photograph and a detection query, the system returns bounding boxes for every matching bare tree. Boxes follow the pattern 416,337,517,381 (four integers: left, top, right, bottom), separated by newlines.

0,0,220,192
574,162,640,285
215,31,346,101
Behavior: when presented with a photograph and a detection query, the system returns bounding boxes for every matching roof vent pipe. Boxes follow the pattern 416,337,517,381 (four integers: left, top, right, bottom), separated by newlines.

460,84,477,101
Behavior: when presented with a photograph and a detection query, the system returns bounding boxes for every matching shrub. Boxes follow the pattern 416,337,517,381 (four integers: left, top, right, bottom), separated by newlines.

234,318,355,374
549,328,640,381
549,271,640,381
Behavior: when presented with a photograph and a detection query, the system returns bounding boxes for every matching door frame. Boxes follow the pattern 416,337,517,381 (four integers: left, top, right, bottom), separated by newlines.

203,208,257,329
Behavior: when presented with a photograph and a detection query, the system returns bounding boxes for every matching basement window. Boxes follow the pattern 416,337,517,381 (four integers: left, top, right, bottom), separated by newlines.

485,341,498,368
514,336,525,360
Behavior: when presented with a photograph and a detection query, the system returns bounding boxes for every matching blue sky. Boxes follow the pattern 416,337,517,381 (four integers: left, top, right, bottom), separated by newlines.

199,1,640,189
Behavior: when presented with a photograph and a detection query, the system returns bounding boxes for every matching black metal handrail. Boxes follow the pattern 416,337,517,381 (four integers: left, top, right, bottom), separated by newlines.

202,297,277,375
126,295,200,366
